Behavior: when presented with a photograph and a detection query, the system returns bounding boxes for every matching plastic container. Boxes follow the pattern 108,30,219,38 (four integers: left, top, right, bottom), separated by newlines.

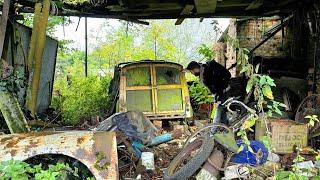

141,152,155,170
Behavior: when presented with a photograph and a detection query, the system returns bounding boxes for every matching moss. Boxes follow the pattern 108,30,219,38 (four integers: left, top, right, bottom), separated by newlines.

94,152,110,171
125,67,150,86
158,89,183,111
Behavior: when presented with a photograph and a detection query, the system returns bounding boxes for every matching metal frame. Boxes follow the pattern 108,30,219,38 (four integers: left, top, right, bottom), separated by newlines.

118,61,192,119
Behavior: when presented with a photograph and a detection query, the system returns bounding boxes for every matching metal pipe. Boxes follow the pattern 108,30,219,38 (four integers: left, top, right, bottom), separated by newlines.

85,17,88,77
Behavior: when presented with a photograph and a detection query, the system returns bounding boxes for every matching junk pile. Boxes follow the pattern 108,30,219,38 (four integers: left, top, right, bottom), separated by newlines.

94,111,185,179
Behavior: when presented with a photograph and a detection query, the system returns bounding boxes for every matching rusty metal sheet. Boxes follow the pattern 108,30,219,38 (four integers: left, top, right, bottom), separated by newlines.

0,131,118,180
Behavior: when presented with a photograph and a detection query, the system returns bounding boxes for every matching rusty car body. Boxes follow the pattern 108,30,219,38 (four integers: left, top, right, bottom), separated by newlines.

0,131,118,180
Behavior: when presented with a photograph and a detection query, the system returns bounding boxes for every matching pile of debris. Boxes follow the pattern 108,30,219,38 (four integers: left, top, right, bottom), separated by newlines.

94,111,186,179
94,108,320,180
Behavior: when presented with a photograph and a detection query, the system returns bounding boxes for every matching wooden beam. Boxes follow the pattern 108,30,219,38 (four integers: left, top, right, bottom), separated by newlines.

194,0,217,14
245,0,263,10
26,0,50,117
0,92,30,133
0,0,10,58
175,5,194,25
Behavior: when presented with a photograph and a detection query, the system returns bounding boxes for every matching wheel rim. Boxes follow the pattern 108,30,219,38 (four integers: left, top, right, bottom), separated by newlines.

168,137,205,176
184,123,231,147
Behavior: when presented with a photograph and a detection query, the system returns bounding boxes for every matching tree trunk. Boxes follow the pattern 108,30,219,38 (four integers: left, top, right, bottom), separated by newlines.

0,92,30,133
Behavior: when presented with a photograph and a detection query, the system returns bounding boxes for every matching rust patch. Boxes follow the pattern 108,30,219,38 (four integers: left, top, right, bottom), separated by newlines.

0,137,12,143
6,139,19,148
10,149,17,156
77,137,85,145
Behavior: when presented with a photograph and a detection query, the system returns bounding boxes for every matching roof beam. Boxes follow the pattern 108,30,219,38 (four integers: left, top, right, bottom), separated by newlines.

245,0,264,10
175,5,194,25
194,0,217,14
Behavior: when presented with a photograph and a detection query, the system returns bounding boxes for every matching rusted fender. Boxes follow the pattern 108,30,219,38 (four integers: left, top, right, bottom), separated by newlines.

0,131,118,180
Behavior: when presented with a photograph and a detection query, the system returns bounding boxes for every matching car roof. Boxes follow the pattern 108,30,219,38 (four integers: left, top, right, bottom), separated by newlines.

117,60,183,69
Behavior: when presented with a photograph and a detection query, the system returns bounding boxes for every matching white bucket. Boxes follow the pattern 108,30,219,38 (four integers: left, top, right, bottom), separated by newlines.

141,152,155,170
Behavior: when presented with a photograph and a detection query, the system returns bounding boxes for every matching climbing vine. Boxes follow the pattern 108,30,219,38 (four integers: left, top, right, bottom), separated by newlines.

225,35,286,152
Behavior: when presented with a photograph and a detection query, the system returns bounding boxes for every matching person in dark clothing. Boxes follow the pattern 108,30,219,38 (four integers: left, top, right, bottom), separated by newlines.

186,60,231,102
186,60,231,124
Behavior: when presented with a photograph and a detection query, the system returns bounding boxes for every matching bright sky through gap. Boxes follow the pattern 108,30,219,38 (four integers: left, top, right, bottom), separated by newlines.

54,17,230,51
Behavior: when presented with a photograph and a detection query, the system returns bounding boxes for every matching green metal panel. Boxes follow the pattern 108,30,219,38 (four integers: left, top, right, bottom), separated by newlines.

157,89,183,111
126,90,153,112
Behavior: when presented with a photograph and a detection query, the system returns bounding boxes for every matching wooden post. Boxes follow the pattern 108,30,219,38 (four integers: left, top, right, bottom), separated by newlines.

26,0,50,117
0,92,30,133
0,0,10,57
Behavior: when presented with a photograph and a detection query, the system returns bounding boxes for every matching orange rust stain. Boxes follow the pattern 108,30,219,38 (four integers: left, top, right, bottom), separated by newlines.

0,137,11,143
77,137,85,145
6,139,19,148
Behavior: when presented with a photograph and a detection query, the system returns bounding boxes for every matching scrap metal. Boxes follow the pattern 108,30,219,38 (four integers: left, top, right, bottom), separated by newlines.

0,131,118,180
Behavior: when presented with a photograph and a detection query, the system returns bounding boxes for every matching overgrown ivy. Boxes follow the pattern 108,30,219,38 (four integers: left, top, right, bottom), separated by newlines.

0,61,25,94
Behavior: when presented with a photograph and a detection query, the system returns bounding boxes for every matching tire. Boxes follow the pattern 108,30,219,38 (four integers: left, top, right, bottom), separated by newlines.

163,135,215,180
184,123,231,148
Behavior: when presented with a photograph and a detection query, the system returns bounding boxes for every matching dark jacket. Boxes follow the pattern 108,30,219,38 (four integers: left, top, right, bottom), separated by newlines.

202,61,231,95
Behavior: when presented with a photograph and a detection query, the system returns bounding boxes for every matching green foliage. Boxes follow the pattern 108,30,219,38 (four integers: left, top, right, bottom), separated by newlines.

260,134,272,151
52,76,111,125
0,160,34,180
236,116,257,153
275,171,309,180
0,62,25,94
305,115,319,127
188,80,213,105
0,160,94,180
198,44,215,61
274,148,320,180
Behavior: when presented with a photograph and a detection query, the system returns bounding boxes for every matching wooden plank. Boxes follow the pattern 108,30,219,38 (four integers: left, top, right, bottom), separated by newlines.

0,0,10,57
26,0,50,117
245,0,263,10
194,0,217,14
175,5,194,25
0,92,30,133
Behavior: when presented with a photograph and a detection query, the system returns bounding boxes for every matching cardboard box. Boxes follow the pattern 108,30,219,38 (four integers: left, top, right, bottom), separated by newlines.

255,119,308,154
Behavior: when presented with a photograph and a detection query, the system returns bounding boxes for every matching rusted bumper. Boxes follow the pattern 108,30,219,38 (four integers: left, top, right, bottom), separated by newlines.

0,131,118,180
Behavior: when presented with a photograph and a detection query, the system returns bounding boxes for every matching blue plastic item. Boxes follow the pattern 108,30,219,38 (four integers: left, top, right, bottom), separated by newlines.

147,133,173,146
230,140,268,166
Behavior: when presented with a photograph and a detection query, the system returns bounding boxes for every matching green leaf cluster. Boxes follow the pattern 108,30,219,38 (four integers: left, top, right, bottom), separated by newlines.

198,44,215,61
0,160,94,180
52,76,111,125
188,80,214,105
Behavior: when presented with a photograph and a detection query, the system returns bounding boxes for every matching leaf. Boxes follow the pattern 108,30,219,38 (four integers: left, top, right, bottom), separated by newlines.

262,86,274,100
237,145,244,153
310,120,315,127
255,64,260,73
240,66,248,74
246,77,255,93
266,76,276,86
274,108,282,115
242,118,256,129
259,76,267,86
248,146,254,153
